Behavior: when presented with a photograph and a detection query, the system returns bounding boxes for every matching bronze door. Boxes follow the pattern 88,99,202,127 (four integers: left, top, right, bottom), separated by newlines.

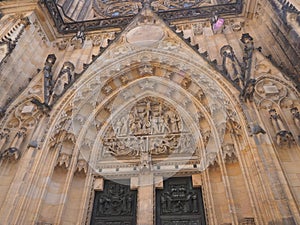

90,180,137,225
156,177,206,225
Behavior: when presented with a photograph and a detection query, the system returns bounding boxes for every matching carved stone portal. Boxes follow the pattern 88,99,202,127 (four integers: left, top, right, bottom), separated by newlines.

101,97,197,158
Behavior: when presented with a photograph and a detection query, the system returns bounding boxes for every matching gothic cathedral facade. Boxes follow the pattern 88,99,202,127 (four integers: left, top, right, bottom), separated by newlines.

0,0,299,224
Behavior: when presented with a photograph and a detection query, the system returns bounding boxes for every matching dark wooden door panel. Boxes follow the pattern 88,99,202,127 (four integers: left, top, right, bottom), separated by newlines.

90,180,137,225
156,177,206,225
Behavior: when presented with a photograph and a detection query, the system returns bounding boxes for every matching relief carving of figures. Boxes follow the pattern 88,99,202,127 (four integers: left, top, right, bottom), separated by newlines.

160,183,199,214
269,109,294,147
149,135,180,155
103,137,139,157
0,127,27,161
94,181,135,217
114,98,182,137
102,97,196,158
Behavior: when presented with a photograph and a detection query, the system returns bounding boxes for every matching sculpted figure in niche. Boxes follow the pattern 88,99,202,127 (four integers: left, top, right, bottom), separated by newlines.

43,54,56,105
241,78,256,102
51,61,75,103
290,107,300,129
269,109,294,146
269,109,286,133
220,45,242,87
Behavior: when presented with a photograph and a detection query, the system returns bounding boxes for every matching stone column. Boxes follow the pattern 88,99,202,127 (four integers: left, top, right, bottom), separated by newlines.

136,172,154,225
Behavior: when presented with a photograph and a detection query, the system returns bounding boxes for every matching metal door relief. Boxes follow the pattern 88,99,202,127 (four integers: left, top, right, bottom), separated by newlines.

90,180,137,225
156,177,206,225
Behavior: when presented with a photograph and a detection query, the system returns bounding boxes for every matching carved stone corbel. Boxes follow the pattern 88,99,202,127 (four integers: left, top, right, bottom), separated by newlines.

222,143,238,163
0,147,21,161
56,153,71,169
207,152,219,168
75,159,88,174
0,127,27,161
249,123,266,136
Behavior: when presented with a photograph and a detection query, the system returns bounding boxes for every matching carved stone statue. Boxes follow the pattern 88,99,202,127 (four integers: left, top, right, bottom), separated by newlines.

269,109,286,133
241,79,256,102
240,33,254,85
51,61,75,103
269,109,294,147
71,27,86,49
290,107,300,129
220,45,242,86
43,54,57,105
0,128,10,151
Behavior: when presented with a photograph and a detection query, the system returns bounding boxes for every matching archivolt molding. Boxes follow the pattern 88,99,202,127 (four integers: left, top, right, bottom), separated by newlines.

38,13,253,173
43,52,249,175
